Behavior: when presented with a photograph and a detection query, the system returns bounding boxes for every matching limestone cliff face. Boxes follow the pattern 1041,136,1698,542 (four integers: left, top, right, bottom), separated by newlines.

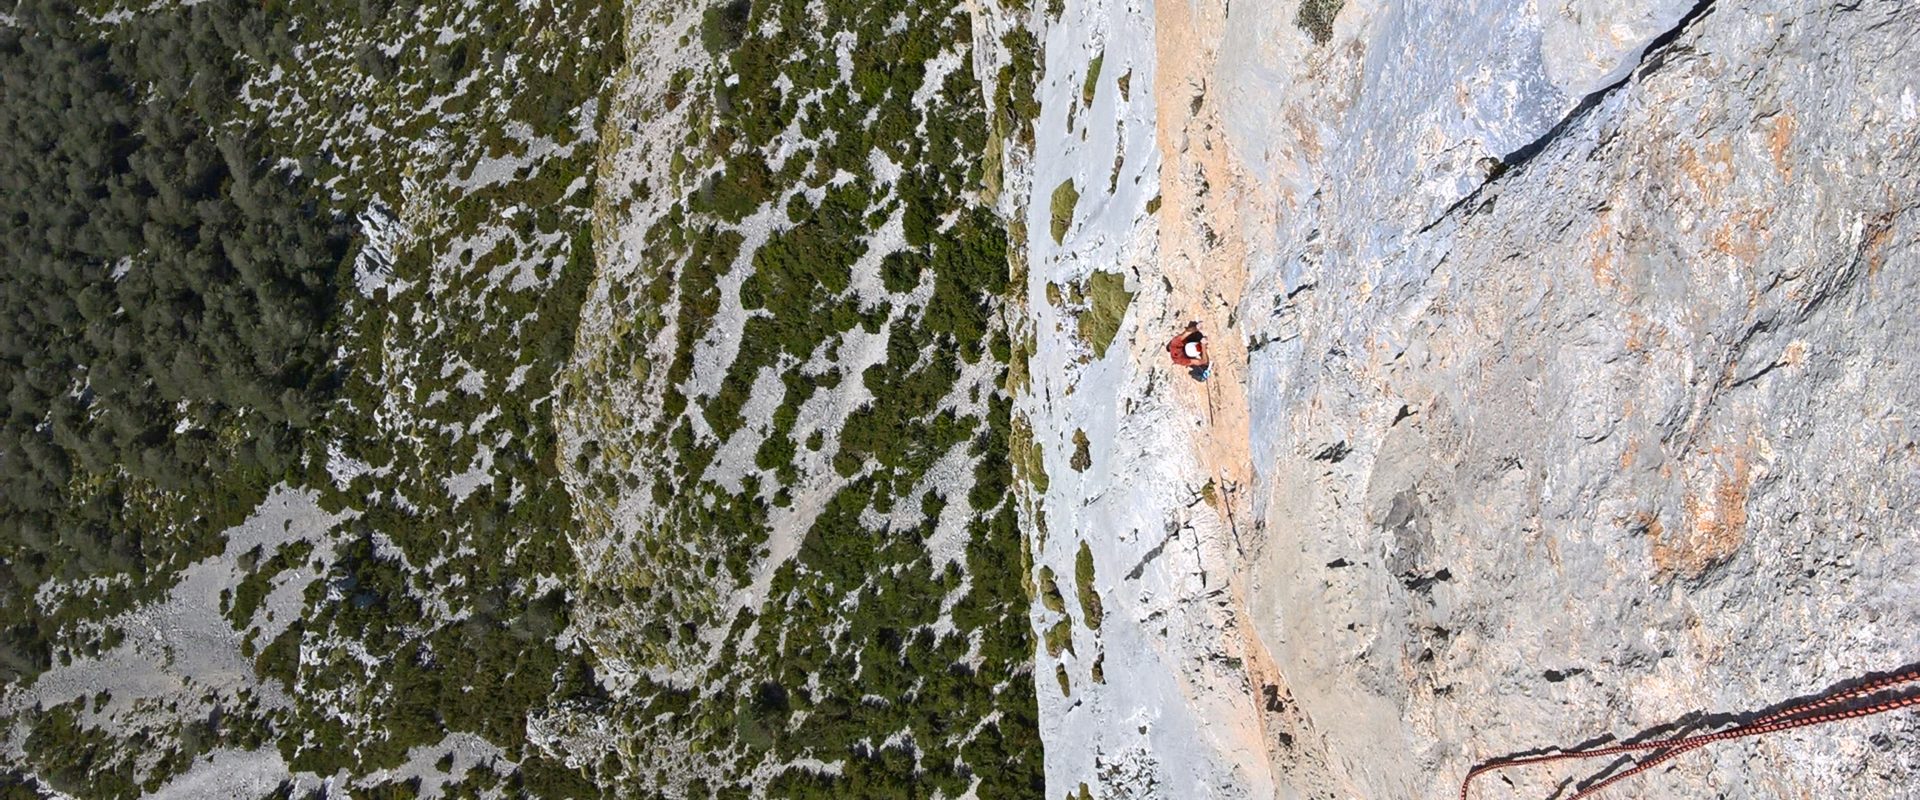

1027,0,1920,797
1240,1,1920,796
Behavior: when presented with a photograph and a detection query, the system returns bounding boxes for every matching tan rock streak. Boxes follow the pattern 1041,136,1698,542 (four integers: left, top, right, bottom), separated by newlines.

1149,0,1300,792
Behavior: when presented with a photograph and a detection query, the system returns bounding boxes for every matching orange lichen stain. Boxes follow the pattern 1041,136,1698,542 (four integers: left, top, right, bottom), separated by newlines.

1711,223,1759,263
1679,139,1738,208
1619,436,1639,470
1783,340,1808,368
1768,113,1795,179
1637,511,1666,558
1864,218,1895,277
1589,218,1619,288
1624,312,1650,355
1651,444,1753,576
1711,208,1773,265
1285,107,1323,161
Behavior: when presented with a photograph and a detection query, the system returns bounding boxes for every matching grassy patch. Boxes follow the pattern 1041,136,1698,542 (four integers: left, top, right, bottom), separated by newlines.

1076,271,1134,358
1076,540,1103,631
1006,333,1036,395
1296,0,1345,44
1038,565,1066,613
1011,414,1050,495
1050,179,1080,244
1081,51,1104,106
1069,429,1091,472
1044,619,1073,657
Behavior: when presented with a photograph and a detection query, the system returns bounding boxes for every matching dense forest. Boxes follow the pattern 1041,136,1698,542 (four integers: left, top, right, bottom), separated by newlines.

0,0,349,683
1,0,621,794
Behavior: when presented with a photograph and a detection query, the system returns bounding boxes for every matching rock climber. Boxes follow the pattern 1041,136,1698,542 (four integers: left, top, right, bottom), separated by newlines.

1167,321,1210,382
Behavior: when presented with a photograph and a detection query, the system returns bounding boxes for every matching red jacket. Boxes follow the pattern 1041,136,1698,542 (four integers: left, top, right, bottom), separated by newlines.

1168,331,1204,366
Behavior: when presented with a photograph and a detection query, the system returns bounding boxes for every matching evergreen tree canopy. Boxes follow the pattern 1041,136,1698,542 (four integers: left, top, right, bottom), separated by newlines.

0,0,350,683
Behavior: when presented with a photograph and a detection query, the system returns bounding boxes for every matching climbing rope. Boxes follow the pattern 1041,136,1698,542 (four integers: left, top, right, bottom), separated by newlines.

1459,665,1920,800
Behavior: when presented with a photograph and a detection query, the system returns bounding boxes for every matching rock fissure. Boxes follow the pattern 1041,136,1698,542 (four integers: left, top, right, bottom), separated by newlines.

1417,0,1724,238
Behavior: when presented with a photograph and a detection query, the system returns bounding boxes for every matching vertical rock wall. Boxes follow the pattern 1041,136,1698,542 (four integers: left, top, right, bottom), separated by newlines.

1237,0,1920,796
1024,0,1920,796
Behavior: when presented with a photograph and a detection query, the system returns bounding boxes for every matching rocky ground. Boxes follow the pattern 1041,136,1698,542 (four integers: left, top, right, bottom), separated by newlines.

1026,0,1920,797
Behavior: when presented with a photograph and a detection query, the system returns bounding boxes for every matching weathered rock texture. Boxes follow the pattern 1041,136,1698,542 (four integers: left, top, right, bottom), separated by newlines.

1240,0,1920,797
1027,0,1920,797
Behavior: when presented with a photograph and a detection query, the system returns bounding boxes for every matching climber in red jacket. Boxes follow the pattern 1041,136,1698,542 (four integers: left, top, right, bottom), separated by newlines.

1167,321,1210,382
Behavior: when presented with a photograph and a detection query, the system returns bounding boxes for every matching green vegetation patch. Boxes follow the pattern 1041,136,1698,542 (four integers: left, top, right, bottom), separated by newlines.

1051,179,1081,244
1077,540,1103,631
1070,429,1092,472
701,0,753,53
4,0,1048,795
1007,332,1037,395
996,28,1042,147
1296,0,1345,44
1044,618,1074,657
1077,270,1134,358
0,0,624,793
0,0,352,689
1082,51,1104,106
1038,565,1067,613
1013,415,1050,494
551,0,1046,796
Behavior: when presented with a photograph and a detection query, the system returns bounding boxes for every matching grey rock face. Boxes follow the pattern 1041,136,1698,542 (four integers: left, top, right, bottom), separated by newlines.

1240,1,1920,797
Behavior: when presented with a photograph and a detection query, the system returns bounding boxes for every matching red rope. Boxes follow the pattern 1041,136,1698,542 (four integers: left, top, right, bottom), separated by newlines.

1459,665,1920,800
